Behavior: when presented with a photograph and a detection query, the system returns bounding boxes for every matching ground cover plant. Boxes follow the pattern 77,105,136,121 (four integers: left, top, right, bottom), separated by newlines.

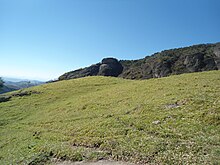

0,70,219,164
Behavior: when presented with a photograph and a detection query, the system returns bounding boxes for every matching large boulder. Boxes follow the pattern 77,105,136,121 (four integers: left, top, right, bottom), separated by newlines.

98,58,123,76
58,58,123,80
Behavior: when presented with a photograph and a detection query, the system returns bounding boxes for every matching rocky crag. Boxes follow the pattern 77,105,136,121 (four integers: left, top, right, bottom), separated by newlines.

59,58,123,80
59,42,220,81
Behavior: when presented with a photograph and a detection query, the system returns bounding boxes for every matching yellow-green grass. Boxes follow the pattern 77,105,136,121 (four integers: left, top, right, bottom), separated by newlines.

0,71,220,164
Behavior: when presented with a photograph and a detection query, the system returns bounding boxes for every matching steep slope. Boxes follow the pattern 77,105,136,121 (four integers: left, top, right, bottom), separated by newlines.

0,71,220,164
59,43,220,81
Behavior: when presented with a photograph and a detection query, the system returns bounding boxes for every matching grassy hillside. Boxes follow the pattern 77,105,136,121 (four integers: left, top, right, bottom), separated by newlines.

0,71,220,164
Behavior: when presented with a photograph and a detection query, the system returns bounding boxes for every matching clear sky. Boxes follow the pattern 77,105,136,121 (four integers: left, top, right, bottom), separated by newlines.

0,0,220,81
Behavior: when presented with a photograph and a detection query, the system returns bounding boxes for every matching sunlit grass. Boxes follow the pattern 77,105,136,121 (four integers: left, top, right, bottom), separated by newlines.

0,71,220,164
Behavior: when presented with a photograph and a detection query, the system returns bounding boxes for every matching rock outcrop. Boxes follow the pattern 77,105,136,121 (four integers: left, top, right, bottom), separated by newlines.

59,58,123,80
119,43,220,79
98,58,123,76
0,96,11,103
58,42,220,81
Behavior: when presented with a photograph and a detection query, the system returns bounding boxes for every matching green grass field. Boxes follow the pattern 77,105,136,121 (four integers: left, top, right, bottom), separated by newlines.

0,71,220,164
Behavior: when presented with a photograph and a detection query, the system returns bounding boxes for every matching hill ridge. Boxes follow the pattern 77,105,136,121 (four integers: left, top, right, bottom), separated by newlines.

58,42,220,81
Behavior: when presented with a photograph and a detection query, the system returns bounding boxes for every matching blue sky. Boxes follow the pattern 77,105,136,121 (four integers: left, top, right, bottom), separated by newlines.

0,0,219,81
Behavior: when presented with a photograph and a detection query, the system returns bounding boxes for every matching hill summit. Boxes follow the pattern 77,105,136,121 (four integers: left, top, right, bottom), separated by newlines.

59,43,220,81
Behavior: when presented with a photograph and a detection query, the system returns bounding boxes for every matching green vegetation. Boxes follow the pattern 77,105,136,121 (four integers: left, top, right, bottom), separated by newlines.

0,71,220,164
120,43,219,79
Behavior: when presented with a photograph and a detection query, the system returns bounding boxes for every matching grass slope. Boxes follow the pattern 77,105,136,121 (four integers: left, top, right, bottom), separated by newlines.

0,71,220,165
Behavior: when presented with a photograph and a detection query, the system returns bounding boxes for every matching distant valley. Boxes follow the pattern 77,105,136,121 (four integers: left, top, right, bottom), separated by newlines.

0,77,44,94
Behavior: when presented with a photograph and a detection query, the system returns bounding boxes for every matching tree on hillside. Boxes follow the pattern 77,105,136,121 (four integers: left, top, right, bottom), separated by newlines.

0,77,4,88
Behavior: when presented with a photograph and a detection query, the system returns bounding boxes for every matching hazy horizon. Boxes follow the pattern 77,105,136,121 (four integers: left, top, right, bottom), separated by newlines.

0,75,47,82
1,0,220,80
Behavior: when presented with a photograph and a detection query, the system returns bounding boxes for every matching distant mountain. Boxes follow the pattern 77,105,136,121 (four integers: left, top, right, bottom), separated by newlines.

4,80,44,89
0,78,44,94
2,77,43,83
58,42,220,81
0,85,17,94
